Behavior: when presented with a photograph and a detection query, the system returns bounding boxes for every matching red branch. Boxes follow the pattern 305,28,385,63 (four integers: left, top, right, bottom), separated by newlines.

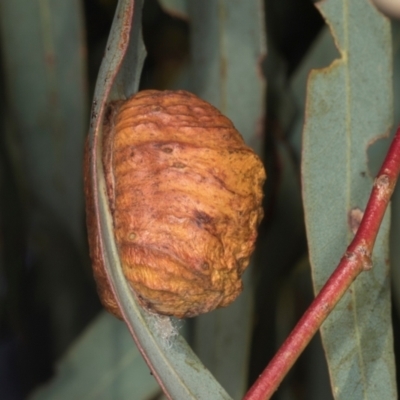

244,125,400,400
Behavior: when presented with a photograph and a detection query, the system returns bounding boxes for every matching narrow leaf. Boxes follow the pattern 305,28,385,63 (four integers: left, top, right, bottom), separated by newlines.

302,1,396,399
0,0,87,248
87,1,231,398
0,0,90,356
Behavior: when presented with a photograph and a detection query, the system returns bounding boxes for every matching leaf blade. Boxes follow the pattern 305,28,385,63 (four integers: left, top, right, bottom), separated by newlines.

87,1,232,398
302,1,397,399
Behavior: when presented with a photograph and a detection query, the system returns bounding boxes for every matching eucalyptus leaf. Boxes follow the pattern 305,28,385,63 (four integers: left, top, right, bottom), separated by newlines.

0,0,87,249
302,1,396,398
289,27,339,158
30,312,160,400
0,0,91,357
185,1,266,398
87,0,231,398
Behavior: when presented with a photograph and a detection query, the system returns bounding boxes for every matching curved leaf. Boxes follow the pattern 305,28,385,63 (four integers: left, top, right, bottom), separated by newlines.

87,0,231,398
302,1,396,399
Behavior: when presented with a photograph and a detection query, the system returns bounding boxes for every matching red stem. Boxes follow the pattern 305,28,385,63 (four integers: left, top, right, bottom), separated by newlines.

244,125,400,400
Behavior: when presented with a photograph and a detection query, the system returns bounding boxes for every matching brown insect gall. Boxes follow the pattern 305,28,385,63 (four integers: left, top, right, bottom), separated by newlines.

85,90,266,319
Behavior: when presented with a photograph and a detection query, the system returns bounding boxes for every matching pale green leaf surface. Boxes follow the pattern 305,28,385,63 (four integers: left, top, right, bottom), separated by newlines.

185,1,266,398
30,312,160,400
302,1,396,399
289,27,339,158
89,1,231,398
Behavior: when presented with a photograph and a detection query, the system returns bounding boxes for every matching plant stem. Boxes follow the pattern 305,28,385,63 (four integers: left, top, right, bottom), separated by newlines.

244,125,400,400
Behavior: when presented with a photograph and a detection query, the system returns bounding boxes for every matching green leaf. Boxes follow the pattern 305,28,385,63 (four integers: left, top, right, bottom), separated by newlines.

87,1,231,398
0,0,87,248
289,27,339,158
302,1,396,399
0,0,91,356
187,0,266,152
186,1,266,398
30,312,161,400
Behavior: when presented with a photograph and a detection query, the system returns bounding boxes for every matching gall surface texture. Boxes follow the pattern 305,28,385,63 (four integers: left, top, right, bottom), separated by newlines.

87,90,266,318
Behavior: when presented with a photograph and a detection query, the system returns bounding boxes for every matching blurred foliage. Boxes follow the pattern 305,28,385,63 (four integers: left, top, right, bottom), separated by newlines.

0,0,399,399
